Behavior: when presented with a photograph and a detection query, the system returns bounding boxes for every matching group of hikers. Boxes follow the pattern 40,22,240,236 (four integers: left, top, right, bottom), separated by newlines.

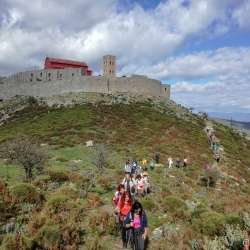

167,157,188,169
112,160,150,250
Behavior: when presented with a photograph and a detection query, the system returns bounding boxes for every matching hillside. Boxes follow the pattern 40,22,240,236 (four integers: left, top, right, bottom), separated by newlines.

0,97,250,249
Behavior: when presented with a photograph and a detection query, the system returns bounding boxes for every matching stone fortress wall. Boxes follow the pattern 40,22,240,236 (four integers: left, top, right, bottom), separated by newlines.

0,56,170,101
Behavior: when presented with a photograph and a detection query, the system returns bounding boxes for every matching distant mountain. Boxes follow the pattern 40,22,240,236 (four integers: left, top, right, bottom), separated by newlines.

208,112,250,122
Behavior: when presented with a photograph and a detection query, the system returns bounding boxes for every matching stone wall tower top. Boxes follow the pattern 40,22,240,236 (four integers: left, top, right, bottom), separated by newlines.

103,55,116,77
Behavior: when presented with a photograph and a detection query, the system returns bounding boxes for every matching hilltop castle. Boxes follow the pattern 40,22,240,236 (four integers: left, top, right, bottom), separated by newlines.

0,56,170,101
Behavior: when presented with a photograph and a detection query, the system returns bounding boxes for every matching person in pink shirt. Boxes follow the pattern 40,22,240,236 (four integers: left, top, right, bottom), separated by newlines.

125,201,148,250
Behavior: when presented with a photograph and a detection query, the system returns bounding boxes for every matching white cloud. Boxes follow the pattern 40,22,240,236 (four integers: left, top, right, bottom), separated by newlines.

166,48,250,113
0,0,240,75
233,0,250,29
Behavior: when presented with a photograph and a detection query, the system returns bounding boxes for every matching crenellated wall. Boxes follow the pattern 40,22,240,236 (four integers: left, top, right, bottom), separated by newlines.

0,70,170,100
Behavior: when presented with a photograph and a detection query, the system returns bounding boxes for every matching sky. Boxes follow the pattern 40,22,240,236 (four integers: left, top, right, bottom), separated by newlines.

0,0,250,121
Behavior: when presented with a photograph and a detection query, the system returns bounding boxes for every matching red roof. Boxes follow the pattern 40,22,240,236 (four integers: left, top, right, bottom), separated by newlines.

44,57,92,76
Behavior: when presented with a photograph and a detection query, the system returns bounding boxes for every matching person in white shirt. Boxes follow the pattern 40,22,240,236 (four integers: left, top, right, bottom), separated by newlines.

168,157,173,168
124,160,132,174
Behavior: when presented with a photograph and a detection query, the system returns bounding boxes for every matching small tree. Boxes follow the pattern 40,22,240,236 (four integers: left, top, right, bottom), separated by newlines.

91,144,108,171
0,137,47,180
201,164,220,188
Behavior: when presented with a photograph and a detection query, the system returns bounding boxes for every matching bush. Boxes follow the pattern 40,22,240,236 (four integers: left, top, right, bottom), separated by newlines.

193,211,226,236
97,176,114,192
32,175,51,188
36,224,61,249
46,195,70,212
87,193,103,208
191,203,210,219
225,214,243,227
47,170,69,183
201,165,220,187
0,234,32,250
141,197,157,212
223,225,245,250
55,185,79,199
163,196,187,213
88,211,116,236
10,183,41,204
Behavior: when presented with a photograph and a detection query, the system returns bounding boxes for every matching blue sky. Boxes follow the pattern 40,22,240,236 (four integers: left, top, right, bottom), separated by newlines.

0,0,250,120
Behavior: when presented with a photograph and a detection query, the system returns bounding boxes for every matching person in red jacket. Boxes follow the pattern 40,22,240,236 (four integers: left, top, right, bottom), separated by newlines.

117,191,133,248
113,184,125,224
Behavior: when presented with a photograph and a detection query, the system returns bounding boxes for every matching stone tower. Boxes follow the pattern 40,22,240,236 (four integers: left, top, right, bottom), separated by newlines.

103,55,116,77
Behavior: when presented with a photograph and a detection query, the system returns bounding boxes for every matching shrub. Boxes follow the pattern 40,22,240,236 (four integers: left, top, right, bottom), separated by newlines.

55,185,79,199
32,175,51,188
225,214,243,227
200,165,220,187
87,193,103,208
83,235,109,250
88,211,115,236
0,234,32,250
141,197,157,212
203,236,226,250
223,225,245,250
35,224,61,249
163,196,187,213
97,176,114,192
46,195,70,212
47,170,69,183
10,183,41,204
191,203,210,219
193,211,226,236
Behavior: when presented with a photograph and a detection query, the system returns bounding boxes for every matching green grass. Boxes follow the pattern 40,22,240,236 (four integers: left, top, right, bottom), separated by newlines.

0,161,25,184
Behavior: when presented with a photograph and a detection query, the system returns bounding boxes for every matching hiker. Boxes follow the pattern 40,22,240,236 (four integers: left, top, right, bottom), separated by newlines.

168,157,173,168
242,238,249,250
142,172,150,194
136,174,145,196
242,230,250,250
131,160,143,178
124,201,148,250
113,184,125,208
183,157,188,167
175,158,182,168
121,173,137,199
141,159,147,167
214,151,220,163
149,159,155,171
124,160,132,174
136,164,143,176
117,192,133,248
113,184,126,224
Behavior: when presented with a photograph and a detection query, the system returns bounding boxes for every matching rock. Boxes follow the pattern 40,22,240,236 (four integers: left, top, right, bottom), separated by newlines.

5,218,15,233
152,227,164,240
86,140,94,147
152,224,179,240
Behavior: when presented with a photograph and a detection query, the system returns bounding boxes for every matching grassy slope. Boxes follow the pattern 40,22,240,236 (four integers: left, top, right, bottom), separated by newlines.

0,101,250,249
